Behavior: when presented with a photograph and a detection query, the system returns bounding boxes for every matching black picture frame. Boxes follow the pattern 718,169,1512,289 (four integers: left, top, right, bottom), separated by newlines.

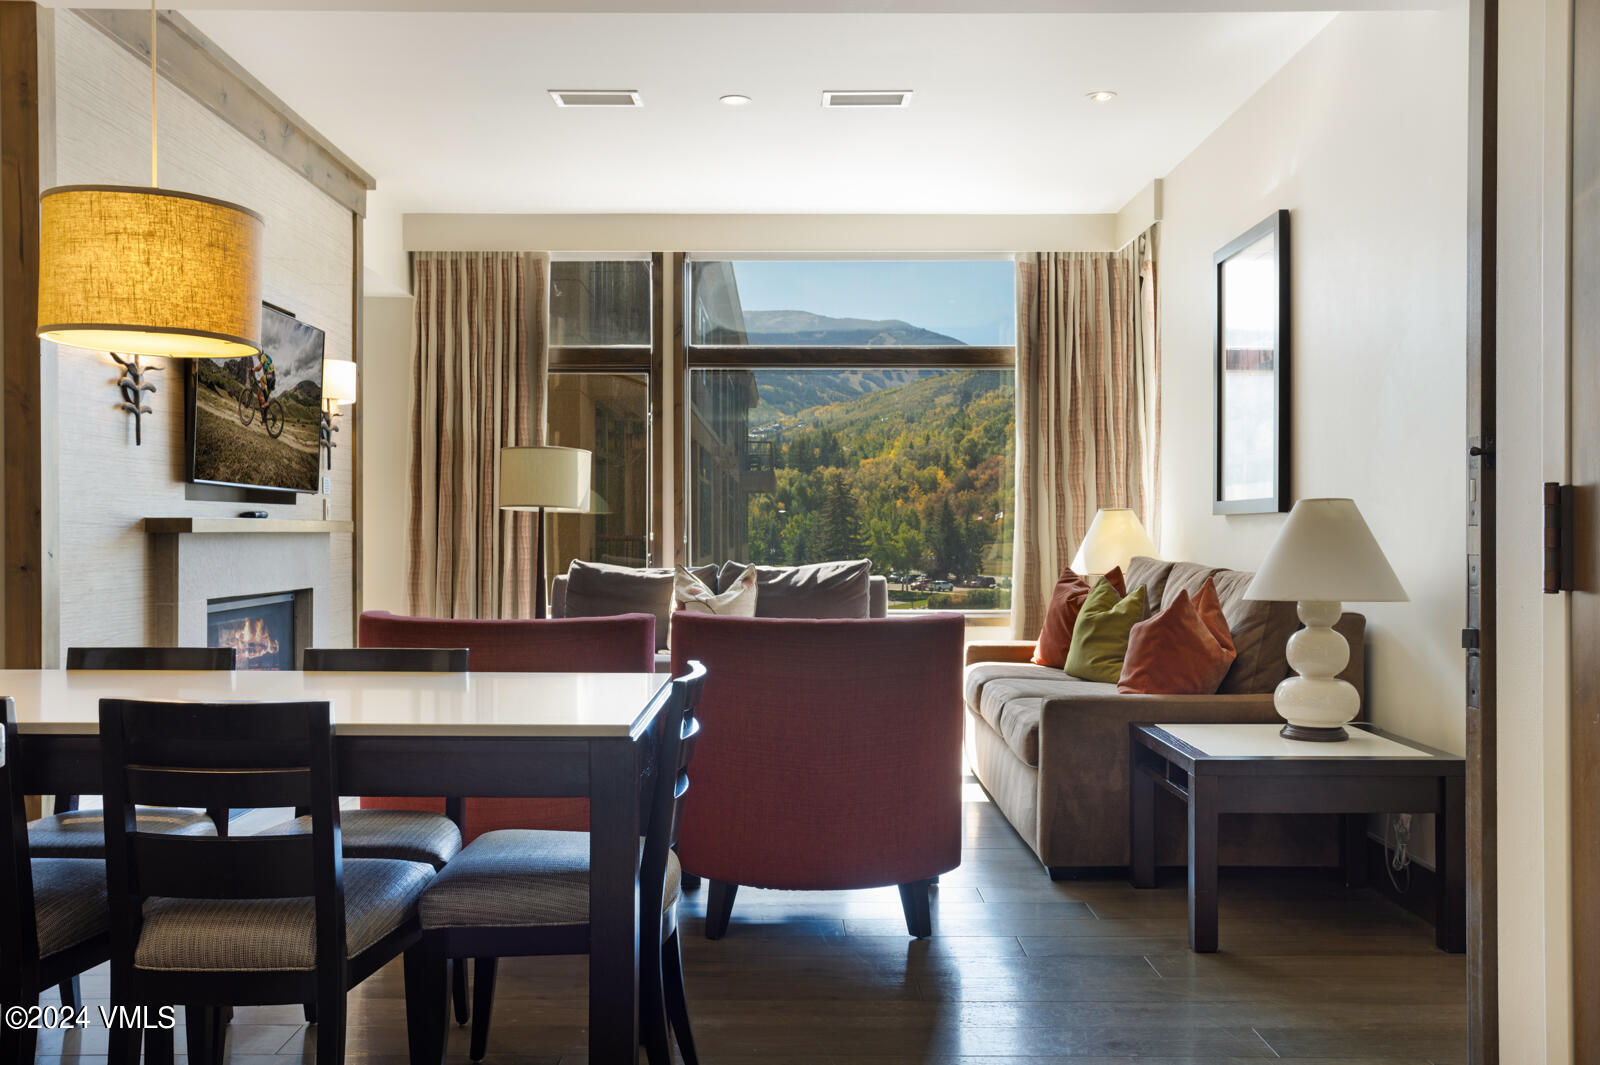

1213,209,1290,515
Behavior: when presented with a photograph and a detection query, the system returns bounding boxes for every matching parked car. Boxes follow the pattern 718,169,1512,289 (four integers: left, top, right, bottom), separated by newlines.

930,580,955,592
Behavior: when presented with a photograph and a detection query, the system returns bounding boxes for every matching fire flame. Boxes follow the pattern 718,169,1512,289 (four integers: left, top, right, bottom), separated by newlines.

216,616,280,666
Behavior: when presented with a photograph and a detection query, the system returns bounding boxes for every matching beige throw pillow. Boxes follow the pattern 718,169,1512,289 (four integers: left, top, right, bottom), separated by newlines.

670,564,758,648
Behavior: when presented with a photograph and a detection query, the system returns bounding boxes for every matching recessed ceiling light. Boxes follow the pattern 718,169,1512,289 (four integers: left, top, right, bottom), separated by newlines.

822,90,913,109
548,90,642,108
720,94,752,107
1086,90,1117,103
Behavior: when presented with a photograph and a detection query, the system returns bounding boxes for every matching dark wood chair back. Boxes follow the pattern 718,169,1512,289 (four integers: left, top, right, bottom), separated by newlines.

0,700,43,977
639,662,705,927
97,699,345,983
303,647,469,672
66,646,236,671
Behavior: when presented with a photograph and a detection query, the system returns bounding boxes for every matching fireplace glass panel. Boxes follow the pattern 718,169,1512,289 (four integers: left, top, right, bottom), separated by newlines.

207,593,296,671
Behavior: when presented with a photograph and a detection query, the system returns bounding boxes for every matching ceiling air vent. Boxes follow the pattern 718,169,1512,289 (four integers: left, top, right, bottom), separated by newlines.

822,90,913,109
548,90,643,108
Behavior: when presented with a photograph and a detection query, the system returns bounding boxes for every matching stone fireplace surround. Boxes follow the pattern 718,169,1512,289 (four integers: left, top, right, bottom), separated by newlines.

148,522,337,657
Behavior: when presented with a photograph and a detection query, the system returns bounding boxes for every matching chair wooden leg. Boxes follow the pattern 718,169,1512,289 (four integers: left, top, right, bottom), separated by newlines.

661,929,700,1065
315,983,346,1065
705,880,738,940
1,990,38,1065
184,1003,219,1065
641,933,670,1065
452,956,470,1026
899,878,934,938
404,939,449,1065
302,1001,316,1023
105,1006,138,1065
468,957,497,1062
208,807,229,837
143,1018,175,1065
58,974,79,1009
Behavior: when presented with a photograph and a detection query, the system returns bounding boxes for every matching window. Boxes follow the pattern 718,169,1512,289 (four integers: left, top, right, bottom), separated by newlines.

550,260,652,348
683,258,1016,612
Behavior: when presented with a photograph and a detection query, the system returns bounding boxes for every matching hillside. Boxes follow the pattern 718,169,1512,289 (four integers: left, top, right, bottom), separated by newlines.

741,310,964,347
751,368,942,422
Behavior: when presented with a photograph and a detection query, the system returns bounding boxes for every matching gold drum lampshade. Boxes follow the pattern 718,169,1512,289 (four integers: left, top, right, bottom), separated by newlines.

37,185,265,358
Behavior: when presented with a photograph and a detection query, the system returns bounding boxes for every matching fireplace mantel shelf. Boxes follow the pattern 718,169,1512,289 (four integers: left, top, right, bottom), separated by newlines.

142,517,354,535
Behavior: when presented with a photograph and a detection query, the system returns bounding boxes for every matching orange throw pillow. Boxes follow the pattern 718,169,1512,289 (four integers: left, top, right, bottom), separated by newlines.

1117,579,1237,695
1032,565,1126,668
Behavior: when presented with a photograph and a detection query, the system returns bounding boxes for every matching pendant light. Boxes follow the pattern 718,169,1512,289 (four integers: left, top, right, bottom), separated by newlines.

37,1,264,359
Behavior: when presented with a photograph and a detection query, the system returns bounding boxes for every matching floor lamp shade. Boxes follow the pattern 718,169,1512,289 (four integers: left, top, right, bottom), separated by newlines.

1244,498,1407,741
37,185,265,359
1070,508,1158,575
499,446,592,512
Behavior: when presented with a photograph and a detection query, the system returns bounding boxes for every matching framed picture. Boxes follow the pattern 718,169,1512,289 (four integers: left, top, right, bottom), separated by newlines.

1213,210,1290,515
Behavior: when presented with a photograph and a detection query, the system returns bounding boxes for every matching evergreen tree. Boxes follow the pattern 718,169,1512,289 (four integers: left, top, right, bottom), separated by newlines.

818,472,866,560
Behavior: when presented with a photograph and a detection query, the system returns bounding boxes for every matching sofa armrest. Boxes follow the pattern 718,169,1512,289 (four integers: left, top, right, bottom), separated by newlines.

964,640,1037,667
869,576,888,618
549,574,568,619
1034,692,1278,869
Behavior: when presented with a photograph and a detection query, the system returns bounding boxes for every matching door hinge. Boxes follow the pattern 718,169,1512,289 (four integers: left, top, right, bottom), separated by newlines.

1461,627,1480,651
1545,482,1574,594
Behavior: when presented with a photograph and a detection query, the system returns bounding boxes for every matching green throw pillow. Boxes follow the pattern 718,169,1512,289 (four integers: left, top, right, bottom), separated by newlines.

1064,580,1147,683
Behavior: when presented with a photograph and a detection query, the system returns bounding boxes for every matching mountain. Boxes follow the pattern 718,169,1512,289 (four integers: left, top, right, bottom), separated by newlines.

740,310,964,348
752,368,945,422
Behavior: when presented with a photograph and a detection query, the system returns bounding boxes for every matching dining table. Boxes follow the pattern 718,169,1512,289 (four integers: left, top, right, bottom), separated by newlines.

0,666,671,1065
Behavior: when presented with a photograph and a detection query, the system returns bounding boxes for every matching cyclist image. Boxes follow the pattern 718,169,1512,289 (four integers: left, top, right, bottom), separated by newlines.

253,349,277,410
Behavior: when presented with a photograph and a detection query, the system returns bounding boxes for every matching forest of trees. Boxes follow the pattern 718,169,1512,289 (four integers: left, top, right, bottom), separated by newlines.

744,369,1015,582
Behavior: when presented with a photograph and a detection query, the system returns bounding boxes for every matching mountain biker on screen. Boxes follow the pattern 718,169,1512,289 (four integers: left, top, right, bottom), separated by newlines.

253,350,276,410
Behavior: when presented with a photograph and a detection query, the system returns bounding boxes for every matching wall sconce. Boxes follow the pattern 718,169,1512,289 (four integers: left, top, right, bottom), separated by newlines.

110,352,160,446
320,359,357,470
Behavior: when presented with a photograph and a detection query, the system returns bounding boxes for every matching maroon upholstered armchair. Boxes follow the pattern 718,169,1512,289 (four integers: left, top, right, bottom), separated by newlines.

669,612,965,938
356,610,656,840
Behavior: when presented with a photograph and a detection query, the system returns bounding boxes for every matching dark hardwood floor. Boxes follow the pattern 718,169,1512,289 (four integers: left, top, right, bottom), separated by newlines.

30,782,1467,1063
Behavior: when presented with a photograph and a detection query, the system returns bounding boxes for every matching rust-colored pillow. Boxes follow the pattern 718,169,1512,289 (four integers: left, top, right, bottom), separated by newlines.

1117,579,1238,695
1031,565,1126,668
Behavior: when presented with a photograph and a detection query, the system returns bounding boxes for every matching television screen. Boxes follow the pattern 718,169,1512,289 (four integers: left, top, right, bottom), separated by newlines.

189,305,326,493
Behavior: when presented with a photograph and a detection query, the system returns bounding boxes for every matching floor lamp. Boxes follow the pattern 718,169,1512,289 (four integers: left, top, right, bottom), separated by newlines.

499,446,592,619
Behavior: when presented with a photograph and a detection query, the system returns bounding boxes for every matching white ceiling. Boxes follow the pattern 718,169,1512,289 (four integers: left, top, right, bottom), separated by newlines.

181,9,1342,215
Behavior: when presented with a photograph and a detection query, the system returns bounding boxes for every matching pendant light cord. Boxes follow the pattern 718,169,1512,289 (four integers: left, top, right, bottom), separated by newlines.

150,0,157,187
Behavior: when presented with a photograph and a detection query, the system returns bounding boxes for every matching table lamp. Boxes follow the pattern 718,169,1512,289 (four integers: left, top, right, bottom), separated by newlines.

1070,508,1159,576
499,446,592,619
1244,498,1407,741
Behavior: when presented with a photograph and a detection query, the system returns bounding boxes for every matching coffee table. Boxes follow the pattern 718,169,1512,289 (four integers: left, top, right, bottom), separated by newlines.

1129,722,1465,953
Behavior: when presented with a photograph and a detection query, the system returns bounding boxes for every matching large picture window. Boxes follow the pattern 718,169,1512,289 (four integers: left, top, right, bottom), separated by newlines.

683,258,1016,612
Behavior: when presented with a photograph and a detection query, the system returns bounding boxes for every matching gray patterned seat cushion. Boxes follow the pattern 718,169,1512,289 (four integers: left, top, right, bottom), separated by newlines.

29,808,216,858
262,810,462,869
32,858,109,958
962,663,1118,768
134,858,433,972
419,829,681,930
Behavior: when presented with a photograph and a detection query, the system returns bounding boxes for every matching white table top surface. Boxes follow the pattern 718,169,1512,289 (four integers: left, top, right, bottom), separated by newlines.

1157,723,1446,760
0,669,670,738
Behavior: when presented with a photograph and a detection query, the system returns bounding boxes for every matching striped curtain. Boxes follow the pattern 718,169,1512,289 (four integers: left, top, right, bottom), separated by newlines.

407,251,550,619
1011,228,1161,639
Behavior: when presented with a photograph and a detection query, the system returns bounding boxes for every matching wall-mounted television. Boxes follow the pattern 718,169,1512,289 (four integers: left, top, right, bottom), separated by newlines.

188,304,325,494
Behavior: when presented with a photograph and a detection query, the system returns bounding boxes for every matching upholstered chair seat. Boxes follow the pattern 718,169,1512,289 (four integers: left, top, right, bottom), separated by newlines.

28,808,216,858
31,858,110,958
133,858,433,973
262,809,463,869
419,830,681,930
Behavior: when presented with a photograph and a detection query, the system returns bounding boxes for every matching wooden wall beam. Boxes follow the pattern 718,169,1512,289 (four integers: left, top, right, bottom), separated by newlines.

72,7,374,217
1,2,45,670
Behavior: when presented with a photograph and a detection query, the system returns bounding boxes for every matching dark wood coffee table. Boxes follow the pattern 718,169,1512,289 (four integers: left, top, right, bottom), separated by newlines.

1129,722,1465,953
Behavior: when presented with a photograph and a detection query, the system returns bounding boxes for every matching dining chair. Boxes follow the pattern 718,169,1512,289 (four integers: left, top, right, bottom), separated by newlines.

0,700,110,1065
284,645,471,1024
97,696,436,1065
409,662,707,1065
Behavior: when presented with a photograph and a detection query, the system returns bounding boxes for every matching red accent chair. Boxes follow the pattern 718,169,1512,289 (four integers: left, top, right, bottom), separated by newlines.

669,612,965,938
356,611,656,840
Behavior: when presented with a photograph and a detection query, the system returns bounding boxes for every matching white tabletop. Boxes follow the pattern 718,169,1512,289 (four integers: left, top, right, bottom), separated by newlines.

0,669,670,738
1157,723,1444,759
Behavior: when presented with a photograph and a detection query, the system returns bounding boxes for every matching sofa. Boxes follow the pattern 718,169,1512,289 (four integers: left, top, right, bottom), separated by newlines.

552,559,889,669
965,555,1366,876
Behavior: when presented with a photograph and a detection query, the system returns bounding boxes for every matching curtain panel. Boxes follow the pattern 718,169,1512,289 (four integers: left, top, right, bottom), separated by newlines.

407,251,550,619
1011,229,1161,639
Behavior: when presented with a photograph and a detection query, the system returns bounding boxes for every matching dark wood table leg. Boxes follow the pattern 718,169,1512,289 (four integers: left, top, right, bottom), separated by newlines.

1130,743,1157,889
1436,774,1467,953
1187,775,1219,953
1341,813,1371,888
589,736,642,1065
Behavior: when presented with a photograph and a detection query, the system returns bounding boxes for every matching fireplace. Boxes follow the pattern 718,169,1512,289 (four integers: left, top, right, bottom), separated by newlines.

207,592,301,671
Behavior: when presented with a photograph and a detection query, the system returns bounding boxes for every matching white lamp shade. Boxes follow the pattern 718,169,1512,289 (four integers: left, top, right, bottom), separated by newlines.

1245,498,1408,603
1070,508,1158,575
322,360,358,406
499,446,591,513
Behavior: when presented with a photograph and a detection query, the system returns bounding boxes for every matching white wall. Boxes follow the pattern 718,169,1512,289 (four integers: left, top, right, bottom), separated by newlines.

361,295,413,614
1494,0,1574,1057
1158,10,1469,782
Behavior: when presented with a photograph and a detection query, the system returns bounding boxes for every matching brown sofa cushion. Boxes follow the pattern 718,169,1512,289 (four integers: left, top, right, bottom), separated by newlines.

721,559,872,619
564,561,716,650
1158,561,1298,695
1124,555,1173,614
964,663,1117,767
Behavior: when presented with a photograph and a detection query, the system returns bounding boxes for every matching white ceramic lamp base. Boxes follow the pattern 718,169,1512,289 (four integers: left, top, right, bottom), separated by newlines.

1274,600,1359,741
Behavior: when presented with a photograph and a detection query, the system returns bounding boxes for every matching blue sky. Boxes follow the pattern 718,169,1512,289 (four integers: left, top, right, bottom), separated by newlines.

726,260,1016,346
